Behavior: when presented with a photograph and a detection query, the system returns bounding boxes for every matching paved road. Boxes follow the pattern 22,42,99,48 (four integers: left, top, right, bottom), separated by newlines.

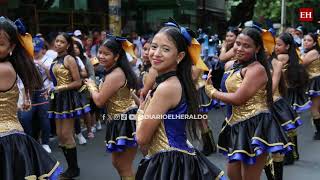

50,108,320,180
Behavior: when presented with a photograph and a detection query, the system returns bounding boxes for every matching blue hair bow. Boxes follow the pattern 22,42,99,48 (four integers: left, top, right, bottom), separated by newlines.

14,19,26,35
107,34,127,42
164,20,193,45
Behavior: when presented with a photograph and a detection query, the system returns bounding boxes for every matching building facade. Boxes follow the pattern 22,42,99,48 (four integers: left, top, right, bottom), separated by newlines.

2,0,226,36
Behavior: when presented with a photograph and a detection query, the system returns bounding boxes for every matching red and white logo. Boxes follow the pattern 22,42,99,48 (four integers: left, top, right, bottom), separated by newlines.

299,8,313,22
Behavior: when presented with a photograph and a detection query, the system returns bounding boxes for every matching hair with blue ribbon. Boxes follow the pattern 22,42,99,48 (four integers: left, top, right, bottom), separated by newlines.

162,18,209,71
0,16,34,58
164,19,193,45
106,34,136,58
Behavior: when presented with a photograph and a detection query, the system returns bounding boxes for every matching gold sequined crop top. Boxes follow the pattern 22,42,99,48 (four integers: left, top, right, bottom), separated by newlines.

106,81,137,117
0,83,24,133
51,56,73,86
225,70,268,125
306,56,320,78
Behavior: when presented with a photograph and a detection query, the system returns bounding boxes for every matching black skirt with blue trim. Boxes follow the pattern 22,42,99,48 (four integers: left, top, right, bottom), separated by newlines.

105,108,138,152
0,131,62,180
285,87,311,113
272,97,302,132
136,150,225,180
308,76,320,97
217,112,293,165
48,89,91,119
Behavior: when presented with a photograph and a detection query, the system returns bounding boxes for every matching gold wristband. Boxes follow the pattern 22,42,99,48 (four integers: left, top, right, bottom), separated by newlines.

87,83,98,92
55,84,68,92
205,84,217,98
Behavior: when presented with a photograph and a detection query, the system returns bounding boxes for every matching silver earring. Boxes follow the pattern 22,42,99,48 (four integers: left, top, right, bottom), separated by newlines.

9,51,12,56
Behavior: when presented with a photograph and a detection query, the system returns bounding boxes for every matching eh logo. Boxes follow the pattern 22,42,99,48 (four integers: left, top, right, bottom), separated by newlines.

299,8,313,22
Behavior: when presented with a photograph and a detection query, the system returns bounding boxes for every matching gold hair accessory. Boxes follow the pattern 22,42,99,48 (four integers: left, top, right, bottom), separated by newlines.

121,40,136,59
188,38,209,71
261,30,275,56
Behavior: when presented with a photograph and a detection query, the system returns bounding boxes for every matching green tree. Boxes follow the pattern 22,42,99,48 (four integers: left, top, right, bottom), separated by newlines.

253,0,319,29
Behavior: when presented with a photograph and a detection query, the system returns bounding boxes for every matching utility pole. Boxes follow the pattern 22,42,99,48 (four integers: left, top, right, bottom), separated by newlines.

280,0,286,33
109,0,121,35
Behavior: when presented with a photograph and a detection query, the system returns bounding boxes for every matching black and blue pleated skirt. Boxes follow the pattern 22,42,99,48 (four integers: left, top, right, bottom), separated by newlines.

217,112,293,165
48,89,91,119
105,108,138,152
0,131,62,180
308,76,320,97
272,97,302,132
136,150,225,180
285,87,311,113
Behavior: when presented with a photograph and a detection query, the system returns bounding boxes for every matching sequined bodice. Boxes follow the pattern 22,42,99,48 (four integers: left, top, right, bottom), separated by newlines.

224,69,268,125
51,56,72,86
0,83,24,133
306,56,320,78
106,81,136,117
147,100,195,157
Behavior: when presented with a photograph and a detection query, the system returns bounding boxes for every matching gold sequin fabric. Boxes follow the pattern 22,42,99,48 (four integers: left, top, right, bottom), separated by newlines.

306,57,320,78
0,83,24,133
147,121,171,156
225,70,268,125
51,60,72,86
106,81,137,117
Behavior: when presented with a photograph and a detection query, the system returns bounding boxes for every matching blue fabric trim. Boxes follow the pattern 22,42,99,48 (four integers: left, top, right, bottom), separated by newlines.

293,101,312,113
163,102,195,153
106,137,137,153
48,106,91,119
48,165,63,180
49,62,57,86
282,123,296,132
219,139,293,165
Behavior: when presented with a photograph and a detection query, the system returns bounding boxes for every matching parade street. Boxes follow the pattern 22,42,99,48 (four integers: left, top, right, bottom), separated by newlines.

51,108,320,180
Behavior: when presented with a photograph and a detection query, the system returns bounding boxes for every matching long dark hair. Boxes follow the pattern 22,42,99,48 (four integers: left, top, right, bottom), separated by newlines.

73,40,86,63
0,17,42,92
57,32,76,58
304,33,320,53
101,38,138,90
278,33,309,93
241,28,273,108
158,26,200,139
225,26,240,51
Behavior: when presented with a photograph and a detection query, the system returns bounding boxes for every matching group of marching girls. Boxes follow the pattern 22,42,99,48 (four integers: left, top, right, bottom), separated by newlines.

2,14,320,180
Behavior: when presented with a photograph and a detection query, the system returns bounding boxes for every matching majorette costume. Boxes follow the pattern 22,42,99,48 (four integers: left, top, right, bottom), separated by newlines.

217,62,293,165
0,78,62,180
48,54,91,119
306,54,320,140
104,67,138,152
136,71,225,180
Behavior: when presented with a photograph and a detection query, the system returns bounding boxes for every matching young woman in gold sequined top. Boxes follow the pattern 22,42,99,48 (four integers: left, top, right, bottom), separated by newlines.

0,16,62,180
85,36,139,180
301,33,320,140
205,28,292,180
48,32,91,179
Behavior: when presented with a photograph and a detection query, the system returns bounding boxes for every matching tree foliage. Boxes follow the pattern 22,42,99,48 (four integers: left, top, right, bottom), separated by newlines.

253,0,319,27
